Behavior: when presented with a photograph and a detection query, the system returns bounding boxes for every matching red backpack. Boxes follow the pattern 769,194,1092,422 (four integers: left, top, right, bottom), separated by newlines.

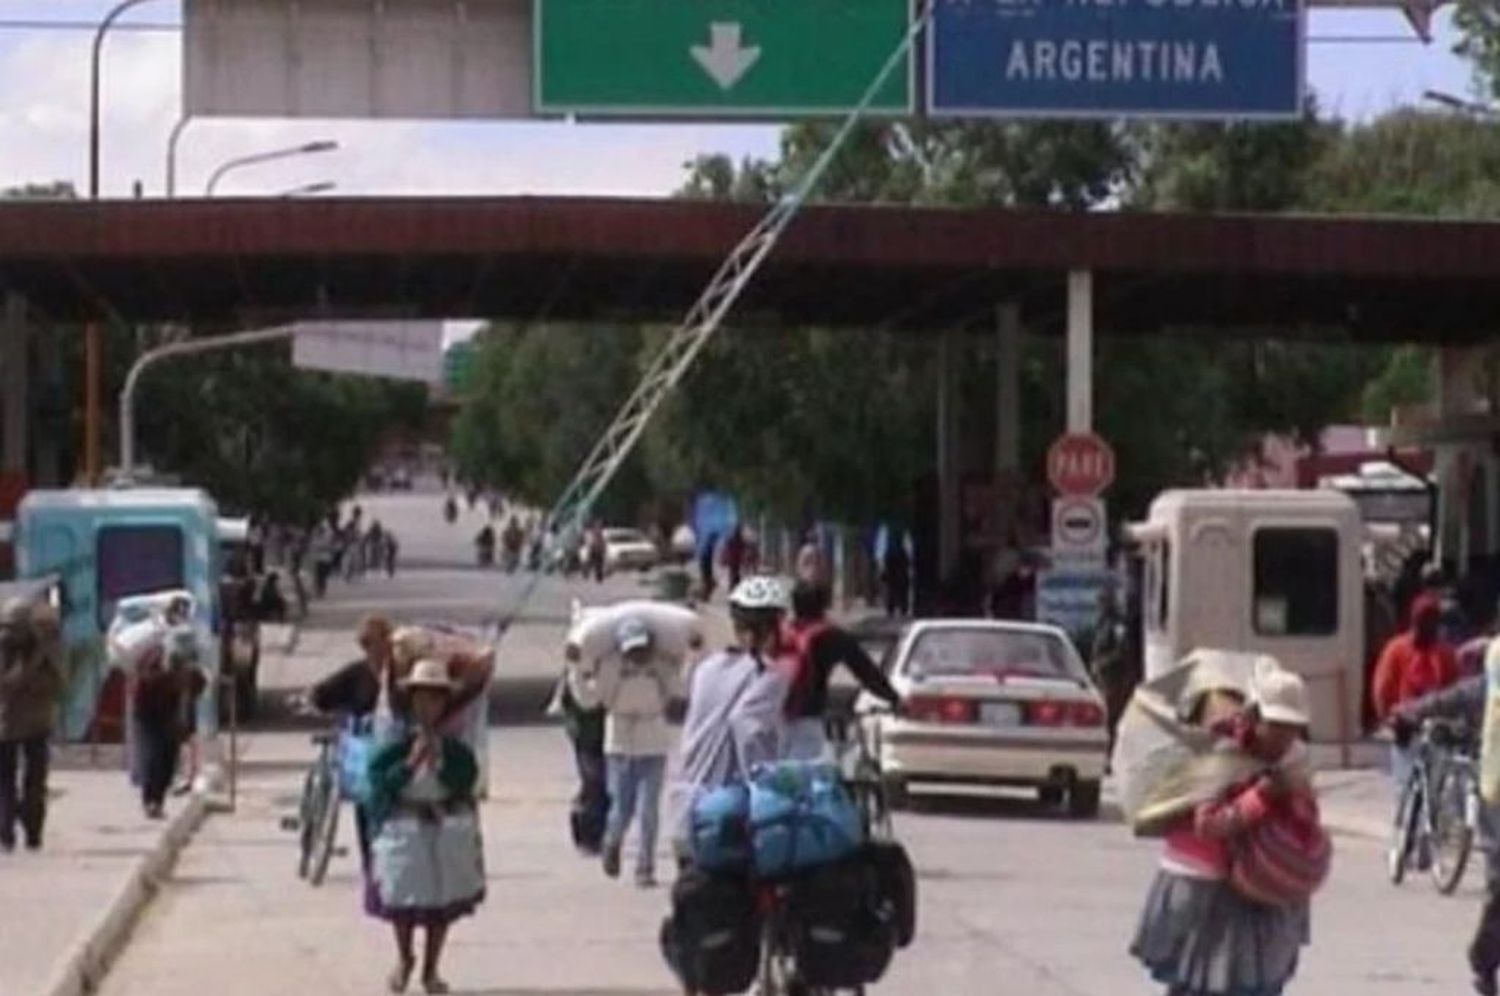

781,620,832,718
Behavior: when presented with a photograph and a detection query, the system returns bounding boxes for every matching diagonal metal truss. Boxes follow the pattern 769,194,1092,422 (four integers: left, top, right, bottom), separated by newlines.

534,1,935,569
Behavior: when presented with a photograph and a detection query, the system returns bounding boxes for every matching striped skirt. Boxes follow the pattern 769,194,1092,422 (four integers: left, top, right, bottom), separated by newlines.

1131,870,1308,996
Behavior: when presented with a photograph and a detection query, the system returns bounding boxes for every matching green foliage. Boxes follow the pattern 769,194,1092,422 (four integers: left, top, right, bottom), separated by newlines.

136,349,423,525
449,324,658,522
1362,346,1435,425
1456,0,1500,103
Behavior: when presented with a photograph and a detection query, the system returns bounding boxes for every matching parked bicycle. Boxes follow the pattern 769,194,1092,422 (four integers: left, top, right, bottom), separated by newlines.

1390,717,1481,895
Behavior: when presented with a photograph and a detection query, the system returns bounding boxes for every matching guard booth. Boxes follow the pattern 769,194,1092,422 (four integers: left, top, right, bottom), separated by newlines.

1128,490,1365,743
14,488,221,742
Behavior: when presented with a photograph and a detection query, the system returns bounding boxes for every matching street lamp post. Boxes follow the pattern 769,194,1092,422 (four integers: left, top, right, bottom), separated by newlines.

165,115,192,198
85,0,163,486
279,181,337,198
90,0,162,199
204,141,339,197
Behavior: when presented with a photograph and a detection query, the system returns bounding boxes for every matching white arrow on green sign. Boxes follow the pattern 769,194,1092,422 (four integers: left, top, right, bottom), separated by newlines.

535,0,913,116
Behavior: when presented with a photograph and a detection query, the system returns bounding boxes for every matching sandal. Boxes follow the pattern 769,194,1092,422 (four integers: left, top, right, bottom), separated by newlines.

387,960,414,994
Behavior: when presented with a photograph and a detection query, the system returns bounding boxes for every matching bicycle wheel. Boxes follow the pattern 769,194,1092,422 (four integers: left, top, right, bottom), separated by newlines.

306,768,342,887
1431,765,1476,896
1389,772,1421,885
756,915,783,996
296,767,320,880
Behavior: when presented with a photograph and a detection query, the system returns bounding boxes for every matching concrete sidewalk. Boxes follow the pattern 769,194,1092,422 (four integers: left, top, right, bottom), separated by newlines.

0,768,204,996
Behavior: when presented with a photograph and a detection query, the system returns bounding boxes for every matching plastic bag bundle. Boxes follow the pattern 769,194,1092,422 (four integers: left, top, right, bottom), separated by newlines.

567,599,702,664
1112,649,1266,836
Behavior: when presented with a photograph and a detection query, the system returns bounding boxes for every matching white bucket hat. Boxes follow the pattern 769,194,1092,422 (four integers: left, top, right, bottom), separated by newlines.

1251,656,1311,727
400,658,457,692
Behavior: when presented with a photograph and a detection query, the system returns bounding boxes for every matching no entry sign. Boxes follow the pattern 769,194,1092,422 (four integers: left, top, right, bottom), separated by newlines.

1048,432,1115,496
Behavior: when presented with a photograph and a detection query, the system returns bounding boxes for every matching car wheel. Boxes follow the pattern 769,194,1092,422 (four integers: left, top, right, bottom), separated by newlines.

1068,780,1103,820
1038,785,1065,809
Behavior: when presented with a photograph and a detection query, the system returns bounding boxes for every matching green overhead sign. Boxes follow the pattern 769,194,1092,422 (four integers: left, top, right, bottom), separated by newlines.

535,0,913,117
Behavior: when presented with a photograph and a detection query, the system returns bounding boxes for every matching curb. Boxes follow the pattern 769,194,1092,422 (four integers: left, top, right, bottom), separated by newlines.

36,795,209,996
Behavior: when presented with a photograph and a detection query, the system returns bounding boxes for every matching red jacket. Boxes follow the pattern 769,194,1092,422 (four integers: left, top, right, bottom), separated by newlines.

1372,632,1458,722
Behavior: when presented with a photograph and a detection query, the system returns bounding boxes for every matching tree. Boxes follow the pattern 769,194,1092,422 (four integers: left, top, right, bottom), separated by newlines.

135,349,424,525
449,323,661,523
1456,0,1500,103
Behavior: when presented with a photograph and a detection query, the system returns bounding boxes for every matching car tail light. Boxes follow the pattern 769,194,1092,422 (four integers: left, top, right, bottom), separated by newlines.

1070,702,1106,727
1025,700,1106,727
1026,700,1068,727
907,695,977,725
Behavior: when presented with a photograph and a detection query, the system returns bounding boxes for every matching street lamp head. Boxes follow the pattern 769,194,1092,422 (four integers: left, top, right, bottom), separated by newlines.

301,140,339,154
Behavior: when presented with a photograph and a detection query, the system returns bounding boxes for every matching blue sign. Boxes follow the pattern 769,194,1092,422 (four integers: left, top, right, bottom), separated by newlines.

928,0,1304,120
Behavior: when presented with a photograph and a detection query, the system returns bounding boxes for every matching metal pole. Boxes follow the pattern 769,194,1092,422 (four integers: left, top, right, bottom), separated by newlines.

205,141,339,197
88,0,161,487
165,114,191,198
119,326,300,477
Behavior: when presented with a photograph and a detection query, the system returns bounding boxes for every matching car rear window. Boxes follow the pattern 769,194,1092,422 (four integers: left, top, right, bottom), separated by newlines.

906,628,1083,683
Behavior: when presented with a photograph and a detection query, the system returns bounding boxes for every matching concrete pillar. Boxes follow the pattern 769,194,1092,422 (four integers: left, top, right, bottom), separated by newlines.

1,294,27,477
995,303,1022,547
1066,270,1094,433
937,328,962,583
1434,346,1482,569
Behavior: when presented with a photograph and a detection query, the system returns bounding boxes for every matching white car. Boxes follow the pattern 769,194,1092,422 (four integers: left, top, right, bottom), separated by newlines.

858,619,1109,818
581,528,660,574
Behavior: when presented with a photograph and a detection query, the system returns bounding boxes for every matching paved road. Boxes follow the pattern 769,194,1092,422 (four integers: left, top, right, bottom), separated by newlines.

98,724,1481,996
90,490,1490,995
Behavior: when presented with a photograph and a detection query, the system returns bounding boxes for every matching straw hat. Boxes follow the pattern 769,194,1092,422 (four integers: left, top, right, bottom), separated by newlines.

400,658,457,692
1251,656,1311,728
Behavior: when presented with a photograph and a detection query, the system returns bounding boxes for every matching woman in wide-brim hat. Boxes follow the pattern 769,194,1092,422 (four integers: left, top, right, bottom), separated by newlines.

366,659,486,995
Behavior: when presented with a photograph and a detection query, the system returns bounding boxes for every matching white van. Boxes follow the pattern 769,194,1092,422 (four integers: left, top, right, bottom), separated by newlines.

1129,490,1364,743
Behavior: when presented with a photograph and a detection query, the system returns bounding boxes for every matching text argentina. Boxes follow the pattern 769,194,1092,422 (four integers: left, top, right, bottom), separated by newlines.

1007,40,1224,84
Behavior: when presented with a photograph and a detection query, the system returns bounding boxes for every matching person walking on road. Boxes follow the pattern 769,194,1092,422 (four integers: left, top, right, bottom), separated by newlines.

1130,658,1320,996
586,524,608,584
558,635,609,856
0,598,62,851
132,637,206,820
308,615,395,871
782,581,902,761
367,659,486,995
568,615,683,888
698,533,719,603
881,532,911,618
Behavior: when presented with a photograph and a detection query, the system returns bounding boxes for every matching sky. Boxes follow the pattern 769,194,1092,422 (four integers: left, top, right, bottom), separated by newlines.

0,1,1483,201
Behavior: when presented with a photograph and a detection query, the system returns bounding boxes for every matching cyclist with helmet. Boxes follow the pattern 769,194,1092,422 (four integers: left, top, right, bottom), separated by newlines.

668,575,793,866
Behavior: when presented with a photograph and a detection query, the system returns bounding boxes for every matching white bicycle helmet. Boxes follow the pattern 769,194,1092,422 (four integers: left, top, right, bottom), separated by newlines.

729,575,788,613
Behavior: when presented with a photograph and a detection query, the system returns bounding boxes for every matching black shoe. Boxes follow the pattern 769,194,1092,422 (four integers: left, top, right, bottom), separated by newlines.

23,837,40,852
1472,950,1499,996
0,837,13,854
602,844,621,879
